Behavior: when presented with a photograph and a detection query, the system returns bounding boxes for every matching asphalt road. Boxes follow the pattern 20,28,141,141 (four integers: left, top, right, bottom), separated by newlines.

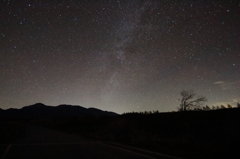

0,125,181,159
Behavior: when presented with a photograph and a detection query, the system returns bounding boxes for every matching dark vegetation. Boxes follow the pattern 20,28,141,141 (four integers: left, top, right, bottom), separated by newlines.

1,103,240,159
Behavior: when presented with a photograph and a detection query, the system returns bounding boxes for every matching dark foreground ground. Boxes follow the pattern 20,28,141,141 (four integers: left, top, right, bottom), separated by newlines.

1,108,240,159
0,124,180,159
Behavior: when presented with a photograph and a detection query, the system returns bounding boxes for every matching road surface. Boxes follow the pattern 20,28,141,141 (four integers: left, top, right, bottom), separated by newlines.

0,125,181,159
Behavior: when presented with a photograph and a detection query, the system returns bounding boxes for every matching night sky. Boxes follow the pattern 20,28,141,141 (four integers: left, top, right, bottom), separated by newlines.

1,0,239,113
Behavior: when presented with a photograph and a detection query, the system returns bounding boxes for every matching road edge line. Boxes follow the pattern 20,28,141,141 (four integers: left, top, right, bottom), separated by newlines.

1,144,11,159
105,142,183,159
98,142,156,159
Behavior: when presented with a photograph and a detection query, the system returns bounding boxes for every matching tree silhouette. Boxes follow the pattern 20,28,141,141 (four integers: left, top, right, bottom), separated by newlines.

237,103,240,108
220,105,226,109
227,104,232,109
203,105,210,111
179,90,207,111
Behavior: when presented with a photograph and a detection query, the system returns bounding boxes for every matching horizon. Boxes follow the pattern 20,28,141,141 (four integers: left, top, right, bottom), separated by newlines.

1,102,239,114
1,0,239,114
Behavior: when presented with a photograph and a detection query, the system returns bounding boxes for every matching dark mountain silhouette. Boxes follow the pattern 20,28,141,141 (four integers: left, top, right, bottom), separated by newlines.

0,103,118,120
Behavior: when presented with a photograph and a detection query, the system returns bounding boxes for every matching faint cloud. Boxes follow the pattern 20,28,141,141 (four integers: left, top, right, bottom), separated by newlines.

233,99,239,103
222,81,240,86
214,81,224,85
214,80,240,90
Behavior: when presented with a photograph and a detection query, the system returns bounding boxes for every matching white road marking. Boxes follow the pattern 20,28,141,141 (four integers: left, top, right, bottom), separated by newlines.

0,142,183,159
107,142,183,159
98,142,157,159
0,142,95,146
1,144,11,159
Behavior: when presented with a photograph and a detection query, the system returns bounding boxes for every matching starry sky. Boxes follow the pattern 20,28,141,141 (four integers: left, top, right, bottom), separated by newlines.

0,0,239,113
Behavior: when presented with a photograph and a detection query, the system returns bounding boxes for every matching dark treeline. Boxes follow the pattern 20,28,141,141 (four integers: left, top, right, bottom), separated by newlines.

124,103,240,114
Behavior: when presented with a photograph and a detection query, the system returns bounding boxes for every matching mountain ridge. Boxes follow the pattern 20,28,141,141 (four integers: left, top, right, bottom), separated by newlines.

0,103,118,120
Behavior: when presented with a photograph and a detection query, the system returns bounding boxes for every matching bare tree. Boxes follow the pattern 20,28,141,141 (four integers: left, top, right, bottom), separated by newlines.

179,90,207,111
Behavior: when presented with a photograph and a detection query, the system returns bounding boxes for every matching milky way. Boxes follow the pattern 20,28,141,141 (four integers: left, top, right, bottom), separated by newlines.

1,0,239,113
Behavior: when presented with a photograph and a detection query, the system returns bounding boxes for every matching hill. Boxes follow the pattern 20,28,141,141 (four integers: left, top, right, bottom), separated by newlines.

0,103,118,121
